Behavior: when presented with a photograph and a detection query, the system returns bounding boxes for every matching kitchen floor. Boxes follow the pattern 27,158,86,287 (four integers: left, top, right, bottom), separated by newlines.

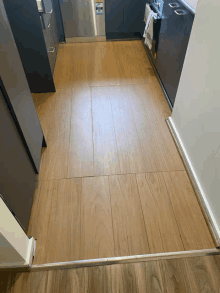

29,40,215,265
1,255,220,292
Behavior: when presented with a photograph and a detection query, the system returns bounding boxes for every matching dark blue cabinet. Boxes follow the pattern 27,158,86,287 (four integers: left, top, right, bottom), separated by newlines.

0,0,46,230
3,0,60,93
123,0,146,37
155,0,194,106
105,0,124,39
106,0,146,39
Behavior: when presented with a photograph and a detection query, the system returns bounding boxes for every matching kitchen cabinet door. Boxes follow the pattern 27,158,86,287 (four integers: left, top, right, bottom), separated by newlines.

0,88,36,231
123,0,146,37
105,0,124,39
43,0,53,13
155,1,194,106
47,13,59,72
0,0,45,173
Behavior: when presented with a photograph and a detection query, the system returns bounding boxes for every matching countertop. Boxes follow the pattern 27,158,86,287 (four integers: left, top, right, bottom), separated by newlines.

180,0,198,14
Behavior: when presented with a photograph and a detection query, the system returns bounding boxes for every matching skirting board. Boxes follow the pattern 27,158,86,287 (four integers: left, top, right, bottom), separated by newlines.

0,237,36,272
166,117,220,247
31,248,220,272
66,36,106,43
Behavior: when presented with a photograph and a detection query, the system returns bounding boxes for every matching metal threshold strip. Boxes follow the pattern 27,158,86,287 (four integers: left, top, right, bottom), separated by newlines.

31,248,220,272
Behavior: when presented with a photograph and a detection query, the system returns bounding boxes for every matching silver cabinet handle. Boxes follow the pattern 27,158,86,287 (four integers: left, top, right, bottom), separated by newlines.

174,9,187,15
46,9,53,14
48,47,55,53
47,22,50,28
169,3,180,8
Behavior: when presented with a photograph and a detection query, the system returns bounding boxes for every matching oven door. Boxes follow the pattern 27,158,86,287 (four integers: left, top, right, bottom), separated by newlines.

144,6,162,63
151,16,162,60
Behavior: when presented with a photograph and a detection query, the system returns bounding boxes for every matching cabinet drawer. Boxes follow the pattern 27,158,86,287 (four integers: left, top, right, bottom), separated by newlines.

48,45,57,73
43,14,54,50
43,13,56,72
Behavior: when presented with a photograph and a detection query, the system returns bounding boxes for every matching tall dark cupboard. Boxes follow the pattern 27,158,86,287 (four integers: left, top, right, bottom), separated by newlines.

0,0,45,230
105,0,146,39
3,0,63,93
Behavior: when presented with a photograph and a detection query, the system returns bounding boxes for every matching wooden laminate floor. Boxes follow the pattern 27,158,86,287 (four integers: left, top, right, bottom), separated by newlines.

1,255,220,292
28,41,215,265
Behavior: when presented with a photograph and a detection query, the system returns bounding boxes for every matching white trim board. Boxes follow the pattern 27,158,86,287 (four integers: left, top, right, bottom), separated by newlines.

166,117,220,247
0,237,36,271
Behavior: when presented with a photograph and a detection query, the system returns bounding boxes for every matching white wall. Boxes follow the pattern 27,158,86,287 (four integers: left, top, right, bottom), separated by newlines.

171,0,220,234
0,198,31,267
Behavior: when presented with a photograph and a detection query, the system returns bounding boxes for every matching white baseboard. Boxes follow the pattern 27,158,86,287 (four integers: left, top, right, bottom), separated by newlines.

166,117,220,247
0,237,36,271
24,237,36,267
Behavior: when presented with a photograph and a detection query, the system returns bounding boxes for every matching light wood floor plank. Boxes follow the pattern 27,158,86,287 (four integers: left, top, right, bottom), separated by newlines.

54,43,91,90
27,181,54,263
109,174,150,256
84,265,113,292
53,44,75,90
91,87,121,176
70,43,90,88
43,179,82,264
160,258,193,293
140,173,184,252
162,171,215,250
112,41,150,85
126,85,162,172
28,179,82,264
67,87,94,178
37,89,72,180
131,41,156,79
148,76,172,120
115,263,140,293
185,256,220,292
135,80,184,170
88,42,121,86
133,261,164,293
81,176,115,259
128,84,184,171
13,271,48,293
136,173,165,253
46,268,85,293
32,92,57,139
109,86,145,174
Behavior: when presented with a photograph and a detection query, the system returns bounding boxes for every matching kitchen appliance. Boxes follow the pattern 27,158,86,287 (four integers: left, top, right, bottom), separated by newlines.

59,0,105,42
144,0,164,62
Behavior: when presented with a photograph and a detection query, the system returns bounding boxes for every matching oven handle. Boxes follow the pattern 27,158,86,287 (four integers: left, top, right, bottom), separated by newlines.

169,3,180,8
174,9,188,15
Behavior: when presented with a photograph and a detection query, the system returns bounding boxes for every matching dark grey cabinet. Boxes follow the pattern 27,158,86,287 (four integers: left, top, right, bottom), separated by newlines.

52,0,65,42
0,88,37,231
155,0,194,106
0,1,46,173
124,0,146,37
0,0,46,230
42,12,59,73
106,0,146,39
105,0,124,39
3,0,60,93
